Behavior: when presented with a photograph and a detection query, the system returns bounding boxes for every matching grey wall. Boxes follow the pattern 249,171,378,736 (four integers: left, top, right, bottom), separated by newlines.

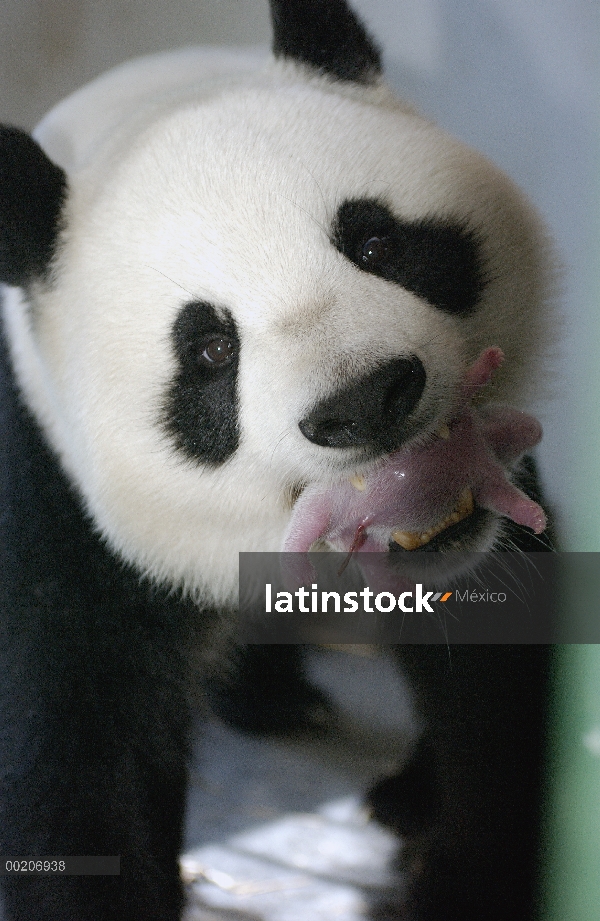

1,0,597,544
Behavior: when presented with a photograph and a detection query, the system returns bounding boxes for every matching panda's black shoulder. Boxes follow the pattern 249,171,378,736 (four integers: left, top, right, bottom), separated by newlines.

0,317,202,646
0,320,113,601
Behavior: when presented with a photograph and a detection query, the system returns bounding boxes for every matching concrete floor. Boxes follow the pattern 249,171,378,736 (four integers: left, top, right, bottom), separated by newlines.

181,648,417,921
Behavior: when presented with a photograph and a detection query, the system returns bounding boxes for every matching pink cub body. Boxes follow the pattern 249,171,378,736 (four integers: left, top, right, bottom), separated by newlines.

284,348,546,554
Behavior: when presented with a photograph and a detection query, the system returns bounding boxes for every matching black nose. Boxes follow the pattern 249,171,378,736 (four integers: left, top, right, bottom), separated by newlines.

298,356,426,451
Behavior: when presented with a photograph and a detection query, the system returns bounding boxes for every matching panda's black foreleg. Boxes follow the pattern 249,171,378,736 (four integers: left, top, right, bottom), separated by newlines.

369,461,553,921
0,328,200,920
0,586,194,921
205,643,332,735
381,643,550,921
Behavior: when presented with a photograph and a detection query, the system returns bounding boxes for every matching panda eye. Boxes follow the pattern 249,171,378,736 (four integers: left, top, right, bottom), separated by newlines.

199,337,237,366
333,200,485,315
360,235,388,267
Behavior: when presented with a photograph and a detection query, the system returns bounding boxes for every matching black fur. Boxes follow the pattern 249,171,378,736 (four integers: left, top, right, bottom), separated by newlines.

206,644,332,735
380,644,550,921
0,127,67,286
270,0,381,83
333,198,486,316
161,301,240,465
0,324,210,921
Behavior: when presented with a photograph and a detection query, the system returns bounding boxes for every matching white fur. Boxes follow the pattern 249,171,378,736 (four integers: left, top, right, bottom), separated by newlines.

2,48,553,606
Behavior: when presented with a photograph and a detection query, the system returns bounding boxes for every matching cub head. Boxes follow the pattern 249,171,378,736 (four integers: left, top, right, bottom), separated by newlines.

0,0,552,605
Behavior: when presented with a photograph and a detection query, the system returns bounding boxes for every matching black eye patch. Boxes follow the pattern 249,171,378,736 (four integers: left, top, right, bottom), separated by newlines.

332,198,486,316
161,301,240,465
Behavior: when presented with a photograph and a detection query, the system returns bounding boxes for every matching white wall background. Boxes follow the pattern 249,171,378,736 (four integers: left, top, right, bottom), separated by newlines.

0,0,597,545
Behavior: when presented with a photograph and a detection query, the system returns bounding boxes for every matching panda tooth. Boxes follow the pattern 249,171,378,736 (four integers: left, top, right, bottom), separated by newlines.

436,423,451,440
391,529,424,551
349,474,366,491
459,487,474,514
391,487,475,550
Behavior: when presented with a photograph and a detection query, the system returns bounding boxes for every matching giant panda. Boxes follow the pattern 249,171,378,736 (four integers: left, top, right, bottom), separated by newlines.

0,1,554,920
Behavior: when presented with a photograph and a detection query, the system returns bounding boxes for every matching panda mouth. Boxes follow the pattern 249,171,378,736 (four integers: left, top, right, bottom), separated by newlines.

389,486,475,550
283,348,547,556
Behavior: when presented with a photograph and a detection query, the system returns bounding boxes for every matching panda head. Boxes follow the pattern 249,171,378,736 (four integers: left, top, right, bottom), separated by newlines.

0,0,552,605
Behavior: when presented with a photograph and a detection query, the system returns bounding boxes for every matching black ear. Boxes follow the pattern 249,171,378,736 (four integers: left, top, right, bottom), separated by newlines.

269,0,381,83
0,126,67,287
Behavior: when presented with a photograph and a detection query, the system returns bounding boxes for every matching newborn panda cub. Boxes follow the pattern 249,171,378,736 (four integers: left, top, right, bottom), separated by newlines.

0,1,553,920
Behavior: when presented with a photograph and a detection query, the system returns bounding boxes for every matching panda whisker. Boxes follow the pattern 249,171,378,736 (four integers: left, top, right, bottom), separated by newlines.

268,429,292,470
276,193,329,237
145,265,195,299
297,160,329,221
361,178,392,197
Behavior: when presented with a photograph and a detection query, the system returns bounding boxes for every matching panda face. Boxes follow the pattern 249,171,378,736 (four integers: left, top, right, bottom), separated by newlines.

3,71,552,606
